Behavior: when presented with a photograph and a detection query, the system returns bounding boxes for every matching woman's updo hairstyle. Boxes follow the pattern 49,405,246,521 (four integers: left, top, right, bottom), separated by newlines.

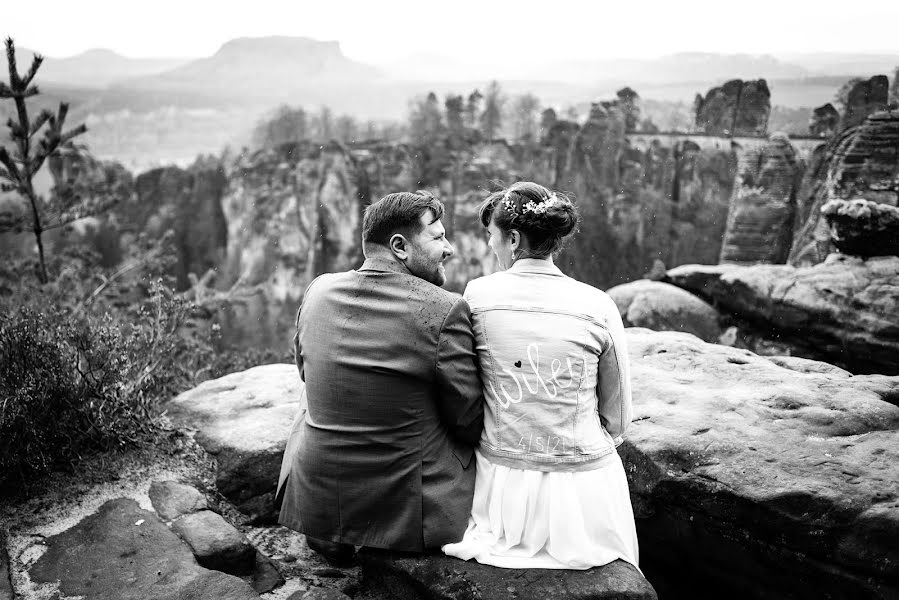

478,181,580,257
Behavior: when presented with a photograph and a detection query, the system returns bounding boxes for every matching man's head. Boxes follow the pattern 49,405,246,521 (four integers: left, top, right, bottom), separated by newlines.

362,191,454,286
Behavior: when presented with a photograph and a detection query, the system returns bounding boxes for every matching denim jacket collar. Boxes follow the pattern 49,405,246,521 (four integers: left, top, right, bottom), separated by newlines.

506,258,565,277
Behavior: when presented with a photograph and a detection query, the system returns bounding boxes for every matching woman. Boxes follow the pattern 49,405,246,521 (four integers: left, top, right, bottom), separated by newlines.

443,181,639,570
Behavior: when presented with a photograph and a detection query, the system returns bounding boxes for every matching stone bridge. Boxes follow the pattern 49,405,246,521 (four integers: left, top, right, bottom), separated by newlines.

627,131,826,160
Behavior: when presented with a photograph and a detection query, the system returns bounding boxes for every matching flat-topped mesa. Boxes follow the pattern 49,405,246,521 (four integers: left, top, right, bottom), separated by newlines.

719,133,802,264
790,109,899,265
694,79,771,137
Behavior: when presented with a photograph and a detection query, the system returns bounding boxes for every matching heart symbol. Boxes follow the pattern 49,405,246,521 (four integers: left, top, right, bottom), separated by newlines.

514,361,522,368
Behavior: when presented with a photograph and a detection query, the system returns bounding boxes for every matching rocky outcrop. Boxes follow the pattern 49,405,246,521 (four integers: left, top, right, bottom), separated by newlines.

28,498,260,600
842,75,890,130
719,133,803,264
790,109,899,265
695,79,771,136
665,254,899,374
165,364,303,523
172,510,256,575
149,479,208,521
358,551,656,600
607,279,721,342
623,328,899,599
822,198,899,257
809,103,840,137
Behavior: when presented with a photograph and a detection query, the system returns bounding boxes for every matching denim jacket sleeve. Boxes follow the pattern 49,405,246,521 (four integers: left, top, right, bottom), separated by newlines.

596,295,633,445
435,295,485,446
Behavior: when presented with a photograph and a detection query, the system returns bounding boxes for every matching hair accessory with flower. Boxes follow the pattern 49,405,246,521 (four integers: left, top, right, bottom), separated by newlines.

502,189,558,216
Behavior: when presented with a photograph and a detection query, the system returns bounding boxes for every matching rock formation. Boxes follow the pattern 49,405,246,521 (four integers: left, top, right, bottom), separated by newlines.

842,75,890,130
694,79,771,136
809,102,840,137
719,133,803,264
822,198,899,257
623,329,899,599
665,254,899,374
790,109,899,265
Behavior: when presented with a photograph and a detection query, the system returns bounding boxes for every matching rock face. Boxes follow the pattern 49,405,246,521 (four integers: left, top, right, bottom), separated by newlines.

0,529,12,600
665,255,899,374
790,109,899,265
165,364,304,522
842,75,890,130
694,79,771,136
719,133,802,264
358,550,656,600
607,279,721,342
809,102,840,137
28,498,259,600
822,198,899,257
623,328,899,599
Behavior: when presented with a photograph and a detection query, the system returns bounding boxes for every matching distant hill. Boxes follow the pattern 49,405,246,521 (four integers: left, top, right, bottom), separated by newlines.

12,48,190,88
144,36,382,92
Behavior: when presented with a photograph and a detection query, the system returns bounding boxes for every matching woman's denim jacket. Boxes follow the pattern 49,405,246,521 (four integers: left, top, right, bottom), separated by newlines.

463,259,633,472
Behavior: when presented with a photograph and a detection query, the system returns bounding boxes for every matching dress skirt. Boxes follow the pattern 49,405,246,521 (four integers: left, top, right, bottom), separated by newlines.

442,449,640,571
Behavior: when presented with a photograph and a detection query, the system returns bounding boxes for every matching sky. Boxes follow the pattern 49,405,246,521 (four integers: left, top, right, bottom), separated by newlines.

5,0,899,63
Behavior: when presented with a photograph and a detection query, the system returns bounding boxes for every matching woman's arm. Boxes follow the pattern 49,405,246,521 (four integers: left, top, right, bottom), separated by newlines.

597,295,633,444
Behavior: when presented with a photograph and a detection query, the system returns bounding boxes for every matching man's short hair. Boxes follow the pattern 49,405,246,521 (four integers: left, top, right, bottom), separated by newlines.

362,191,445,245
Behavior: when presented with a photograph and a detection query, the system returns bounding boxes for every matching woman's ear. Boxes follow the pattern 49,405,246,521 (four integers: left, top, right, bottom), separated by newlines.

389,233,409,260
510,229,521,252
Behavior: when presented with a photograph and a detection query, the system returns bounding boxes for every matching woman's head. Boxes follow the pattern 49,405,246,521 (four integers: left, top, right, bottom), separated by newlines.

478,181,579,268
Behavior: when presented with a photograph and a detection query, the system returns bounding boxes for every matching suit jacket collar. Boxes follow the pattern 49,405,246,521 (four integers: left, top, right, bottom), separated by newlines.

358,256,410,275
506,258,564,277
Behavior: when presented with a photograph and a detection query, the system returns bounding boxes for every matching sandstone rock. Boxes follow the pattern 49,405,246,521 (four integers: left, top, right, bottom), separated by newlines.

809,103,840,137
822,198,899,257
765,355,852,376
665,256,899,374
357,550,656,600
172,510,256,575
165,364,304,522
695,79,771,136
719,133,802,264
292,588,352,600
607,280,721,342
790,110,899,265
28,498,260,600
842,75,890,130
0,529,12,600
623,328,899,599
149,480,208,521
250,550,285,593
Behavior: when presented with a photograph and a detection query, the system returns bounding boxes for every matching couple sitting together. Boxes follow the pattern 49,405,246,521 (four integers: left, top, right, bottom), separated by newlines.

276,181,639,571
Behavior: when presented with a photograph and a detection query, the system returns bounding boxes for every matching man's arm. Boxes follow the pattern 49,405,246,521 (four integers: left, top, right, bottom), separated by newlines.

435,296,484,446
293,275,327,382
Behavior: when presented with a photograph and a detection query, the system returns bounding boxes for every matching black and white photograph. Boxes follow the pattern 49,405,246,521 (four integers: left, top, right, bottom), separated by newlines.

1,1,898,598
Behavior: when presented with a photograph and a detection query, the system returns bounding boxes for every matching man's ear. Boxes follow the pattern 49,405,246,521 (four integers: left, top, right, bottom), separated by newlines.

389,233,409,260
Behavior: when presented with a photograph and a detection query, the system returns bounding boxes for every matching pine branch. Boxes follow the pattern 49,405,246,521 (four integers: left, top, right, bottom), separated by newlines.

0,146,21,182
5,38,20,89
0,82,11,98
29,109,52,137
23,85,39,98
22,54,43,87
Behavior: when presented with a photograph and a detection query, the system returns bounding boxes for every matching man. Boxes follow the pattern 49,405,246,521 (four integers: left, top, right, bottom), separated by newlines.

277,191,484,563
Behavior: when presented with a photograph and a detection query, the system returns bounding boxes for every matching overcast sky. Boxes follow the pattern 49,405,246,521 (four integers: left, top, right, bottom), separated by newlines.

5,0,899,63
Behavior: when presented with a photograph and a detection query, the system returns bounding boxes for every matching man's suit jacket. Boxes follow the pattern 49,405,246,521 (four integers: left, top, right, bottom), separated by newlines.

277,257,484,551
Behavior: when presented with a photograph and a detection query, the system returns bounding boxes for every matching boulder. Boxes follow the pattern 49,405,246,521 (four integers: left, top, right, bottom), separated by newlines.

28,498,260,600
291,589,352,600
165,364,305,522
623,328,899,599
0,529,12,600
357,550,656,600
250,550,285,594
607,279,721,342
665,255,899,374
149,479,208,521
172,510,256,575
